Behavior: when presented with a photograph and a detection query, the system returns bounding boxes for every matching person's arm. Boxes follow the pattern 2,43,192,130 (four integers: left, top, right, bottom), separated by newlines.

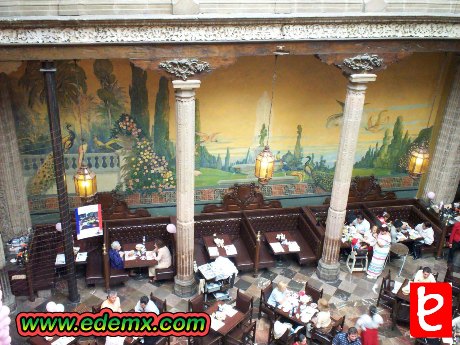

134,302,142,313
425,229,434,245
116,297,122,312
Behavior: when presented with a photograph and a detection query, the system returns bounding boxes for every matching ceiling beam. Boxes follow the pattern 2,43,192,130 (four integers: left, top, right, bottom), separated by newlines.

0,40,459,61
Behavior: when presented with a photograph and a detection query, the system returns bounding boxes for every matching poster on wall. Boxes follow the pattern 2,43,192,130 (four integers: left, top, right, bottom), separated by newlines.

75,204,103,240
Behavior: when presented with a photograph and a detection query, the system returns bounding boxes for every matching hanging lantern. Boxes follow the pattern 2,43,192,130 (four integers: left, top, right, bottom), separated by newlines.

74,163,97,198
407,146,429,178
255,146,275,185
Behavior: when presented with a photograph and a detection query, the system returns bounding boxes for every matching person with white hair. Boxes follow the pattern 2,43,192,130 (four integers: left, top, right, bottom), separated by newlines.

101,290,122,312
109,241,124,270
267,281,288,307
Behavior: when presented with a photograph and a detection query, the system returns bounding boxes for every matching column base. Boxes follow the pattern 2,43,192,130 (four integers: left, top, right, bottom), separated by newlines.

174,276,197,298
317,259,340,283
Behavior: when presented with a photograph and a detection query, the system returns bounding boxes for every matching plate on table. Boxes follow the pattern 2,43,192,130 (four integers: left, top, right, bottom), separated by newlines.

310,303,317,308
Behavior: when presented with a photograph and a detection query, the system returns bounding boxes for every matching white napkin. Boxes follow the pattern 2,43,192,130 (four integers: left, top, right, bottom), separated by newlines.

55,254,65,265
76,252,87,262
211,318,225,331
208,247,219,257
224,244,237,256
270,242,284,253
392,281,403,294
288,242,300,252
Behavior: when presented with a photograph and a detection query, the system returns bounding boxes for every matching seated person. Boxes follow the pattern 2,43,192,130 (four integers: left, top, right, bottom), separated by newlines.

148,239,172,283
453,316,460,339
413,222,434,260
293,333,307,345
310,298,332,334
390,219,409,243
362,226,378,248
101,290,122,312
135,295,159,314
332,327,361,345
135,296,160,345
352,214,371,235
377,211,390,225
414,267,436,283
267,281,288,308
109,241,124,270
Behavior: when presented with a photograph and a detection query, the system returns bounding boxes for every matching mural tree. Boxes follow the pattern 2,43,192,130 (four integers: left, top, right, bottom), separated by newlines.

153,76,172,162
19,61,87,194
224,148,230,171
93,59,125,130
293,125,303,168
129,63,150,134
19,60,87,110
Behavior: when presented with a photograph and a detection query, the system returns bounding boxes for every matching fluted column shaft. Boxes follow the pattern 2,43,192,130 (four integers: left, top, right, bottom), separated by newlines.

317,73,376,282
173,80,200,297
423,59,460,205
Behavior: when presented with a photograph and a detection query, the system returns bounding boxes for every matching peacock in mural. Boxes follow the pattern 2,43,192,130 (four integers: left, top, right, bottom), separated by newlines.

304,156,334,192
27,124,76,195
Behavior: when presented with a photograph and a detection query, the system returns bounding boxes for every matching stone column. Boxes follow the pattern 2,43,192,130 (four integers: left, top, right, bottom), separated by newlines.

172,80,200,297
422,58,460,205
317,54,381,282
0,73,32,241
159,58,211,297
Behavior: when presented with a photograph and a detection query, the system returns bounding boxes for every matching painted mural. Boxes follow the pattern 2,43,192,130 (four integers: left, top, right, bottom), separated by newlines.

5,53,446,204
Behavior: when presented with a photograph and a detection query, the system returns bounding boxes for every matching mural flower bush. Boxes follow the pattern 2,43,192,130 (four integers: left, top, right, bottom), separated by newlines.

111,114,142,138
123,138,175,193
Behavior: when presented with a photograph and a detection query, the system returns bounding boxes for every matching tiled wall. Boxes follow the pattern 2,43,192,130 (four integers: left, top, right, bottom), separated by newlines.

27,176,419,213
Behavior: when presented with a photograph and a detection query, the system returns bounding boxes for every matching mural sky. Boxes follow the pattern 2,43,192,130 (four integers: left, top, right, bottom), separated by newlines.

5,53,447,196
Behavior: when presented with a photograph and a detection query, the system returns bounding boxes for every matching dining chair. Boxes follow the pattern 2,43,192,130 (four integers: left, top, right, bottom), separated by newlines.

235,289,254,324
304,282,323,303
226,321,257,345
376,270,396,310
391,300,410,330
188,293,206,313
258,281,275,320
150,292,167,313
187,332,222,345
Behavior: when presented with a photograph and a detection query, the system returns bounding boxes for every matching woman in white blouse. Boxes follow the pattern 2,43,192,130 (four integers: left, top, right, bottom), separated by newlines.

148,239,172,283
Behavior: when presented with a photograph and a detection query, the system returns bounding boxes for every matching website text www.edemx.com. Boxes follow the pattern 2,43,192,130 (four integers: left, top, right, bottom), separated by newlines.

16,310,210,337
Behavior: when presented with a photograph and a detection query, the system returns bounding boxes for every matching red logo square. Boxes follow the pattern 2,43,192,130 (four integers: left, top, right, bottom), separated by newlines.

410,282,452,338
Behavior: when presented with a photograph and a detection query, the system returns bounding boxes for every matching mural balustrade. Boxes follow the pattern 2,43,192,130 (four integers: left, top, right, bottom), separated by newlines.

21,153,120,176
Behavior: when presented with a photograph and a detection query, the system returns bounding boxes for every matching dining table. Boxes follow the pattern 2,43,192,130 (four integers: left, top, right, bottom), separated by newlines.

264,231,301,255
202,235,237,259
274,293,319,326
395,278,411,303
206,301,245,336
122,242,157,269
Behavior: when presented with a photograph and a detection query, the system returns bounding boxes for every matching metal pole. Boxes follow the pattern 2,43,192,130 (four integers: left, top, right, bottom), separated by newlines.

41,61,80,303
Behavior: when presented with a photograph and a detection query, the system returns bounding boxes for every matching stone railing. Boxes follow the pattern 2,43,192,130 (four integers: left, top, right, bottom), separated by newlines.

21,153,120,176
1,0,459,16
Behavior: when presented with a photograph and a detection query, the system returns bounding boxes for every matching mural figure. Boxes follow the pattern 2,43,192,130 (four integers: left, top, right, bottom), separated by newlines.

196,131,220,144
27,124,76,195
304,156,334,192
325,100,345,128
365,110,389,132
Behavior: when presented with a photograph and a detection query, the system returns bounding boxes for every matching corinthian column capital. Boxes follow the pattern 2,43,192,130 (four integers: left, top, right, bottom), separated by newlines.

159,58,211,81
